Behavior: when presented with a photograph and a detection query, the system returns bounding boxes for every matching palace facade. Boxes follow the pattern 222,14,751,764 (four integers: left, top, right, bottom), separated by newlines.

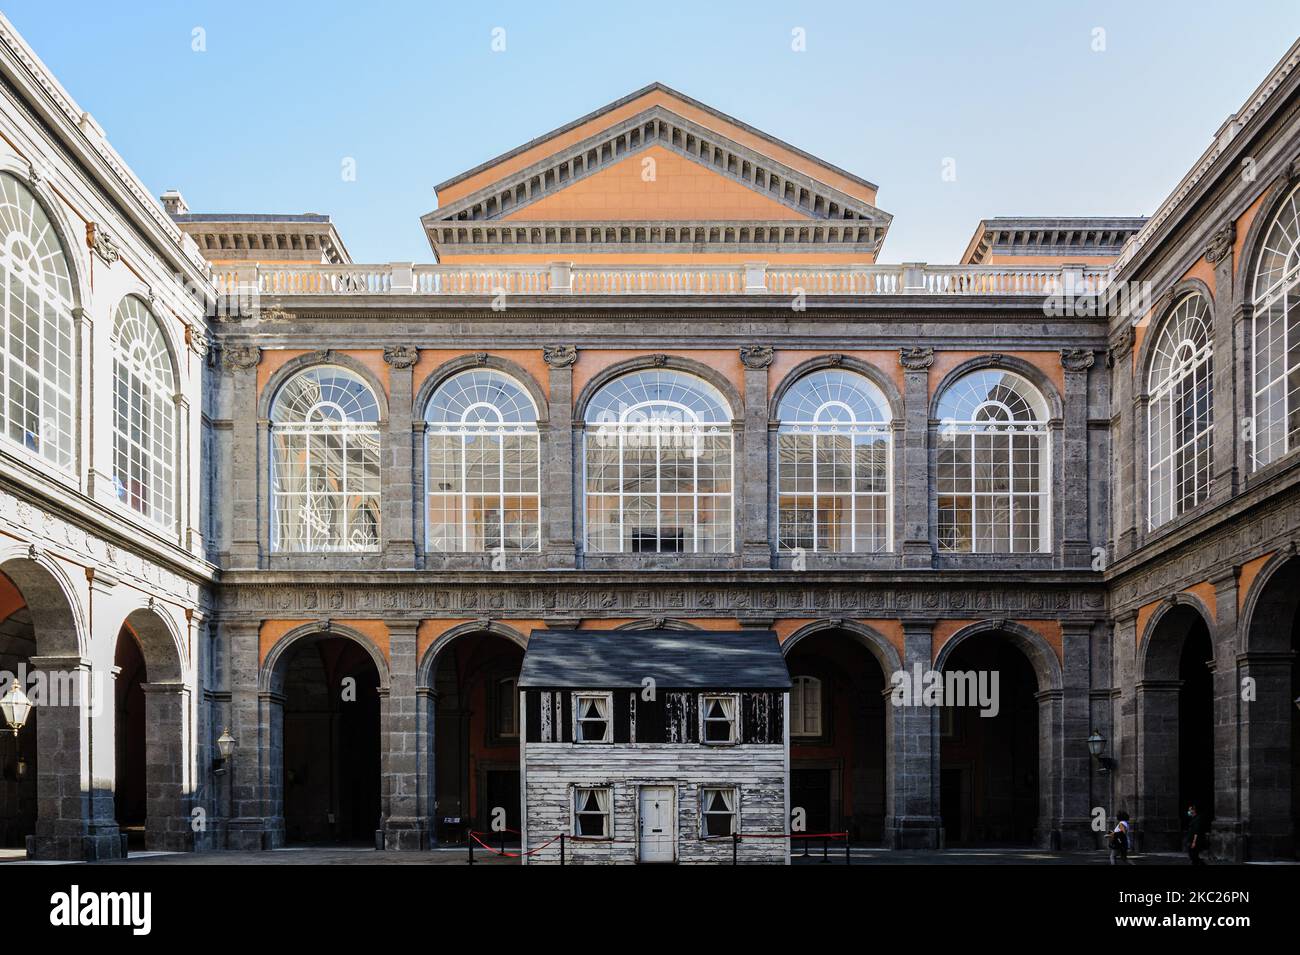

0,12,1297,861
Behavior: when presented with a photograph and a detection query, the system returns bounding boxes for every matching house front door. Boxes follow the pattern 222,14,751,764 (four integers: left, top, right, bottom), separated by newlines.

638,786,676,862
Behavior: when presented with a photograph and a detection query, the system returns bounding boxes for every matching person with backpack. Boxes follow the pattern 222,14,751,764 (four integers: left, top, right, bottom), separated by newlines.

1108,811,1132,864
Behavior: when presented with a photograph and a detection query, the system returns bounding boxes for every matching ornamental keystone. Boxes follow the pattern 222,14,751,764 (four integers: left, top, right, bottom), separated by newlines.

383,344,419,368
739,345,774,369
899,346,934,370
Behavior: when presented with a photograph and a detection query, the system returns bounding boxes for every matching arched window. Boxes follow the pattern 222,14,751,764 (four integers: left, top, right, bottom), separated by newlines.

424,369,540,553
790,675,823,737
777,369,891,553
935,369,1050,553
110,297,176,527
1252,184,1300,468
1148,293,1213,528
270,366,381,552
583,369,733,554
0,173,75,468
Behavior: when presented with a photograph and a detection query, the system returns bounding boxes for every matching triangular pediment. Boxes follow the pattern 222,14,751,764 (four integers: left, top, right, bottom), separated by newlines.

423,86,891,261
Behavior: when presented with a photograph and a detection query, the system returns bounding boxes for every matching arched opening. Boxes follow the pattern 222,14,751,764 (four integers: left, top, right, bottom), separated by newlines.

0,557,95,859
1243,556,1300,859
429,630,524,845
1139,603,1215,851
784,628,887,844
279,636,382,845
939,632,1041,846
113,626,147,849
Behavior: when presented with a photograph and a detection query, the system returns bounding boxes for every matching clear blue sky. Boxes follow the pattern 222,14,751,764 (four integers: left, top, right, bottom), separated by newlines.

7,1,1299,263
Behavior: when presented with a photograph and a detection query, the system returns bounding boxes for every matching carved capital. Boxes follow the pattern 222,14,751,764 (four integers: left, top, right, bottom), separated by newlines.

739,344,774,369
1060,348,1096,372
185,323,210,359
221,344,261,371
543,344,578,368
86,222,120,265
899,346,934,371
1204,222,1236,264
383,344,419,369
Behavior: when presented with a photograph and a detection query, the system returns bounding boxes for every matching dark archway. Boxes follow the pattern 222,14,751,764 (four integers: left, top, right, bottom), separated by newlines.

939,633,1040,846
0,571,37,849
429,630,524,845
784,628,888,844
113,626,147,848
280,637,382,844
1242,554,1300,859
1139,602,1215,851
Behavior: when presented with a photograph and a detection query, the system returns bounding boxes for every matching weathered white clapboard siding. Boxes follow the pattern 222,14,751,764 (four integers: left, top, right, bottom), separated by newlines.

522,743,787,865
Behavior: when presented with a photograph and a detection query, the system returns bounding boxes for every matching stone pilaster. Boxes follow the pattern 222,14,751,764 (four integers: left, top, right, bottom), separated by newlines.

382,345,418,568
1056,621,1097,848
382,621,429,849
224,620,268,849
1109,328,1136,558
740,345,773,568
224,346,262,569
1206,225,1239,501
885,619,942,848
899,348,933,568
142,682,194,851
543,345,577,568
1060,350,1095,567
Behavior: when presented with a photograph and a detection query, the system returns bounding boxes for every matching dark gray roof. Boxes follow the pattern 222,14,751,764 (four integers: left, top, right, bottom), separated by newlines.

519,629,790,690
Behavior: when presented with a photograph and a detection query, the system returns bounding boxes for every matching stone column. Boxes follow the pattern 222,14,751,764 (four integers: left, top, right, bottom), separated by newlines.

886,619,942,848
224,346,262,569
899,348,934,568
739,345,773,569
142,682,193,851
1206,226,1239,501
383,346,419,568
224,620,267,849
1111,611,1140,830
1059,350,1095,568
543,345,577,568
1056,621,1096,848
382,621,429,849
1136,679,1182,851
1109,329,1136,558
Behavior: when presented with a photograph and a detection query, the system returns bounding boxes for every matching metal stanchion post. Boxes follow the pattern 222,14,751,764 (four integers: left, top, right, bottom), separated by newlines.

732,831,739,865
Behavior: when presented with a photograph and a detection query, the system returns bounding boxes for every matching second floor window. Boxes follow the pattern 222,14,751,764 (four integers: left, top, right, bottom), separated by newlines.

935,370,1050,554
574,692,612,743
425,369,540,553
1148,293,1213,528
777,369,892,553
583,369,734,554
790,675,823,737
111,296,176,528
0,173,75,470
270,366,381,552
1251,183,1300,469
700,694,738,744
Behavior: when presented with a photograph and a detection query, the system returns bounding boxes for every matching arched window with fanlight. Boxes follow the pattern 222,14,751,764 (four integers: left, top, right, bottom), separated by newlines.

583,368,733,554
270,366,381,552
1148,293,1213,528
777,369,892,553
111,296,176,528
1251,183,1300,468
424,369,540,553
0,173,75,468
935,369,1051,553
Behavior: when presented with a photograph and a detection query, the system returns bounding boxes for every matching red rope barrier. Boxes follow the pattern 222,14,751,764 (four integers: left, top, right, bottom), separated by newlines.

468,830,561,858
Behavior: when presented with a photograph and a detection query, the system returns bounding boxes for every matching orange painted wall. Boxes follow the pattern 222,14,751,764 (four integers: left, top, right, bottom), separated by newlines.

416,618,546,668
256,349,390,401
0,572,25,628
927,350,1065,402
1238,552,1275,612
438,89,878,208
572,349,746,411
259,619,390,667
502,146,805,222
1234,189,1269,278
410,349,550,404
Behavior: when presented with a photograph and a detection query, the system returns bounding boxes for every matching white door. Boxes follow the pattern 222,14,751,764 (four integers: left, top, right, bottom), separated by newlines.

638,786,676,862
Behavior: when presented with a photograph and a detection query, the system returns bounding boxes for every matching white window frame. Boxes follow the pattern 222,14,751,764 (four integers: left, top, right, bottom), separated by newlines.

424,369,541,553
1147,293,1214,529
790,675,823,738
582,370,735,554
699,785,739,838
573,691,613,744
495,676,519,739
1250,182,1300,470
934,370,1051,554
572,785,613,839
777,369,893,553
699,693,739,745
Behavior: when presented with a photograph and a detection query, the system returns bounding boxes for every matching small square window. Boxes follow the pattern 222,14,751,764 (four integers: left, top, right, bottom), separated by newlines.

700,694,738,745
574,692,612,743
574,786,612,838
701,787,737,837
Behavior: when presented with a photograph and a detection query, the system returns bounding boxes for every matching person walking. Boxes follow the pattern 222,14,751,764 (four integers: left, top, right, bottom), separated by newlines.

1185,804,1207,865
1108,811,1132,865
